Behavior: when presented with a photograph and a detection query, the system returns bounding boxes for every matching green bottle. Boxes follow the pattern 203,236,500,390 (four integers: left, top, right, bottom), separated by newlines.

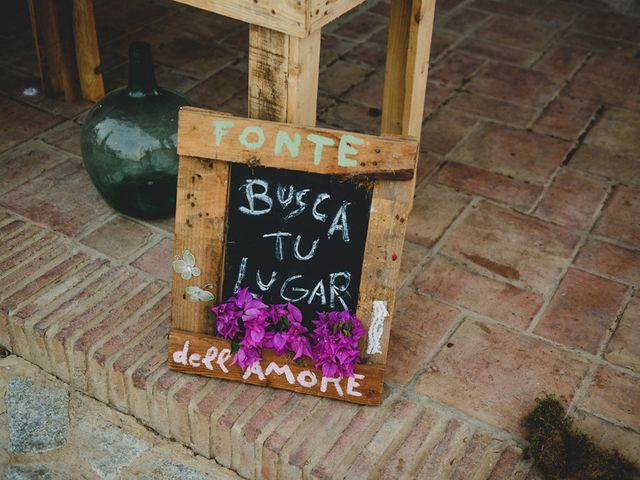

81,42,190,220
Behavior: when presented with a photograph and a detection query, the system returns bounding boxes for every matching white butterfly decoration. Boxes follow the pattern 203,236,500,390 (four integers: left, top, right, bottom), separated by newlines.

173,249,201,280
185,285,215,302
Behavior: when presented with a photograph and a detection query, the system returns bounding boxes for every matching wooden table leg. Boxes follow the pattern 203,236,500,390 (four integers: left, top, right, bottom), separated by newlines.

28,0,104,102
73,0,105,102
248,25,321,126
357,0,435,365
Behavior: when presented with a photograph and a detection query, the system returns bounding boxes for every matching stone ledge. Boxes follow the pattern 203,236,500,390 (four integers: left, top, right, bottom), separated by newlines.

0,211,530,479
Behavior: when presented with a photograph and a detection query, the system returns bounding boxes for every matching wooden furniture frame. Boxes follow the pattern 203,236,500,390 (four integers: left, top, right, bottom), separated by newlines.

168,108,418,405
168,0,436,404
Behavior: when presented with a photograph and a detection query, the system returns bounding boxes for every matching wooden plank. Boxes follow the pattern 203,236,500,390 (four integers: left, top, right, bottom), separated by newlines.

171,0,365,37
358,0,436,364
248,25,320,125
178,108,417,178
168,329,384,405
72,0,104,101
174,0,307,37
171,156,230,334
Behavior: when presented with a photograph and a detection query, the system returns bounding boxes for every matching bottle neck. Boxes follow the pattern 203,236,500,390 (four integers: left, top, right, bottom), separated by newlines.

127,42,158,98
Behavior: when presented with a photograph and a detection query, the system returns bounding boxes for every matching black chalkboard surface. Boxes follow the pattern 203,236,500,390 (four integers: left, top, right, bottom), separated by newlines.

222,164,372,326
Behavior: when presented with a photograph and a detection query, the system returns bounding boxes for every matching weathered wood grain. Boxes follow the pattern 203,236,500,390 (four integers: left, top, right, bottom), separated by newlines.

72,0,104,101
171,156,230,334
178,107,417,178
168,329,384,405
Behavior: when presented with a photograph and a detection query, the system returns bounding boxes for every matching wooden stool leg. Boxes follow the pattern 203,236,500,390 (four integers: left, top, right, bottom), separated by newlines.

73,0,104,101
248,25,321,126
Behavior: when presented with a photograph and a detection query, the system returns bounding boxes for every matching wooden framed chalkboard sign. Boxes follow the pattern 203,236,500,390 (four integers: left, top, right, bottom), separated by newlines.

168,106,418,405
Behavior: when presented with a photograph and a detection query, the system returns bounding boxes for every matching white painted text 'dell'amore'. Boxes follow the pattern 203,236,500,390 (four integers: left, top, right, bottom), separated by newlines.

172,340,365,398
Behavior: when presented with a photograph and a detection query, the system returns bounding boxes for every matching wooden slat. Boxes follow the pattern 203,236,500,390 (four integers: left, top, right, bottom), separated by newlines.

358,0,436,364
171,0,364,37
286,29,321,126
168,329,384,405
178,108,417,179
72,0,104,101
171,156,230,334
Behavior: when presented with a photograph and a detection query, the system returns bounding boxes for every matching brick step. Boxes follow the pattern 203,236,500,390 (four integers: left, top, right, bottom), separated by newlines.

0,211,531,480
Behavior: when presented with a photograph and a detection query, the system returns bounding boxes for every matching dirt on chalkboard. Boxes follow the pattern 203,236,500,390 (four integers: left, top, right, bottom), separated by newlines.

524,395,639,480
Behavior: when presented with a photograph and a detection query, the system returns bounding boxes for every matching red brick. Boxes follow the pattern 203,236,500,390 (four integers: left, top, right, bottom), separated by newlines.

344,399,421,478
586,108,640,159
406,183,470,247
565,54,640,110
446,92,538,128
414,418,469,478
321,102,381,135
128,347,168,423
561,31,638,57
149,367,186,434
421,109,478,155
0,142,69,195
0,96,61,153
0,233,60,285
471,0,540,17
533,97,599,141
415,318,590,436
0,160,113,237
131,238,174,283
572,410,640,462
436,162,542,210
40,122,82,156
169,376,209,444
443,8,490,34
379,407,441,479
338,70,382,110
467,64,562,107
533,45,589,78
575,239,640,286
429,30,461,61
461,38,539,66
398,240,428,287
185,66,246,109
233,390,294,478
535,169,608,230
583,367,640,431
387,291,459,384
476,16,557,51
70,281,165,390
415,256,543,329
605,294,640,371
0,225,43,259
212,385,267,468
535,269,628,353
261,395,320,479
344,41,387,69
443,202,579,293
331,11,386,41
450,432,493,480
573,10,640,44
429,52,486,87
82,215,155,260
424,83,456,117
450,123,572,184
319,34,355,67
594,185,640,246
190,380,245,457
319,60,373,98
487,446,523,480
570,144,639,186
310,401,385,480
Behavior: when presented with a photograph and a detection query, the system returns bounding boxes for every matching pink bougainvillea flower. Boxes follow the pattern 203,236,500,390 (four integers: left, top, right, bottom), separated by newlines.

311,310,365,378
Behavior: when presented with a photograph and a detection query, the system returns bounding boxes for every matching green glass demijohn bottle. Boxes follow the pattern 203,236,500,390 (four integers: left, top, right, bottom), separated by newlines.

81,42,190,219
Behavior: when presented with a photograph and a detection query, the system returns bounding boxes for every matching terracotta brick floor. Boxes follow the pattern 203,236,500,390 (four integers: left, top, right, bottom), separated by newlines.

1,0,639,478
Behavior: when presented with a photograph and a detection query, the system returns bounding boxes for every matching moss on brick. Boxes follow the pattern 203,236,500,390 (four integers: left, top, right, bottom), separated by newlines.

524,395,639,480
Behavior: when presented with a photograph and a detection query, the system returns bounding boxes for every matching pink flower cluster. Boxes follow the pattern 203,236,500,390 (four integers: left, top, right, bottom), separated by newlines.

211,288,365,377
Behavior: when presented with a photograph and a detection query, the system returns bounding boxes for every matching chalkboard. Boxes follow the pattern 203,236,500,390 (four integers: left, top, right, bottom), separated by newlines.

222,164,372,326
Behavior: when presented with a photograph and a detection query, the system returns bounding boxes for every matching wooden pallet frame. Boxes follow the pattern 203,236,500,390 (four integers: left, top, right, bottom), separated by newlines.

168,0,436,404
